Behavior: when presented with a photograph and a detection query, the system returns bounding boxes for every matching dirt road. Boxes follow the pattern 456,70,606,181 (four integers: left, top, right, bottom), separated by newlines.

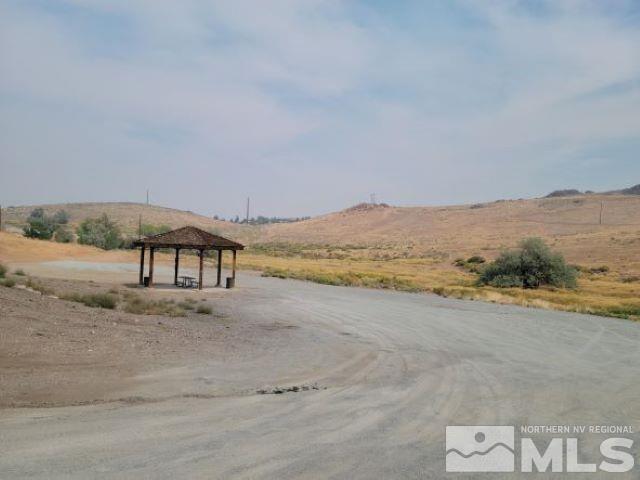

1,271,639,479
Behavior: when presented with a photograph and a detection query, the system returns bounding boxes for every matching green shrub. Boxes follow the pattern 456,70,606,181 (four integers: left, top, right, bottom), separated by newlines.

23,208,70,240
1,278,15,287
589,265,610,274
478,238,577,289
453,256,486,273
77,214,123,250
61,292,117,309
13,269,26,276
23,217,55,239
0,263,6,278
52,210,70,225
196,304,212,314
54,226,74,243
466,255,486,264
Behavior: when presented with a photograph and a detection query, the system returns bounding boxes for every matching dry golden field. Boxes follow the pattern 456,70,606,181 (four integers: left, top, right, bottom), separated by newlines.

3,193,639,319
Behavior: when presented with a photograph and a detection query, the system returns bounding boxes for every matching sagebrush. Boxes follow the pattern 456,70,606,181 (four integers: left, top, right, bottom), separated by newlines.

478,238,577,289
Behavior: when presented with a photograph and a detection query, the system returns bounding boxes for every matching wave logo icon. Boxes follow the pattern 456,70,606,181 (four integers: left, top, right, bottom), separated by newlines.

446,426,515,472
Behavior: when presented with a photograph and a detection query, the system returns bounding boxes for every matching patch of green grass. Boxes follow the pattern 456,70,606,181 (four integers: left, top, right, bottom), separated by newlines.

123,293,186,317
453,256,487,274
196,304,212,314
60,292,117,309
620,275,640,283
25,277,54,295
595,305,640,321
261,266,422,292
178,300,196,310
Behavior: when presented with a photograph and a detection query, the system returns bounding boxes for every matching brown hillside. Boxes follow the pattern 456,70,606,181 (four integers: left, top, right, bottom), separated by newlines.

2,202,244,238
264,195,640,243
4,195,640,271
261,195,640,271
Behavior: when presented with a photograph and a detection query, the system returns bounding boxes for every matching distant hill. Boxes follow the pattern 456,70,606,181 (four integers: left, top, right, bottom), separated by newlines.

258,194,640,247
545,189,583,198
611,184,640,195
545,183,640,198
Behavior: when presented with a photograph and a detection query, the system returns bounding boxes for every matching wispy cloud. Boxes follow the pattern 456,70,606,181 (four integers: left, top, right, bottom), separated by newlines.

1,0,639,216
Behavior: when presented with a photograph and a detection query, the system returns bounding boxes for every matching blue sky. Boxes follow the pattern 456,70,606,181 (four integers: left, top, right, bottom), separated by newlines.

1,0,639,218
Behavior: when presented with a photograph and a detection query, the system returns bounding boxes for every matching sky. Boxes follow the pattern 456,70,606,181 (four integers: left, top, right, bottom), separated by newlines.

1,0,639,218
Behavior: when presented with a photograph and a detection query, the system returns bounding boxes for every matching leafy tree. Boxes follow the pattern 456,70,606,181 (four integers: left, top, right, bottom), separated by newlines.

23,217,56,239
54,225,74,243
23,208,71,240
52,210,69,224
76,214,123,250
24,208,55,239
28,208,45,220
479,238,577,289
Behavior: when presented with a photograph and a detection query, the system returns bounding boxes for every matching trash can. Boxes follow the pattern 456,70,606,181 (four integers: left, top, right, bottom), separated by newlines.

226,277,235,289
143,276,150,287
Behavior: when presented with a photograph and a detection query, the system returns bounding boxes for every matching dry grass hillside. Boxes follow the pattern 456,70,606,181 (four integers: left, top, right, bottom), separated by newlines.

262,195,640,259
2,202,243,238
4,195,640,271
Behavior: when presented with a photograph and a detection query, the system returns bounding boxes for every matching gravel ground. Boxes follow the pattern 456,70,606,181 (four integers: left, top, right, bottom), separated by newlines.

0,275,359,408
1,269,640,479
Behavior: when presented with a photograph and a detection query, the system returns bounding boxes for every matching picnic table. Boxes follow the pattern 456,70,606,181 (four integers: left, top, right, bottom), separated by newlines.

178,276,198,288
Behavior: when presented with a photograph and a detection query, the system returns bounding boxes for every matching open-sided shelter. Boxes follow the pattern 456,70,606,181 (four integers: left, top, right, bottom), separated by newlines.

133,226,244,290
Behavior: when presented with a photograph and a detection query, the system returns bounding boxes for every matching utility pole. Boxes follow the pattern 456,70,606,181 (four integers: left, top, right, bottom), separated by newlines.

146,189,149,205
599,202,604,225
138,214,143,239
246,197,250,224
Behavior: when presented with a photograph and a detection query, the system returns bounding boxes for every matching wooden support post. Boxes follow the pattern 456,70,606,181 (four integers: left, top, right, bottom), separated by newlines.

139,246,145,285
198,250,204,290
174,248,180,285
216,250,222,287
232,249,237,280
148,248,155,287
